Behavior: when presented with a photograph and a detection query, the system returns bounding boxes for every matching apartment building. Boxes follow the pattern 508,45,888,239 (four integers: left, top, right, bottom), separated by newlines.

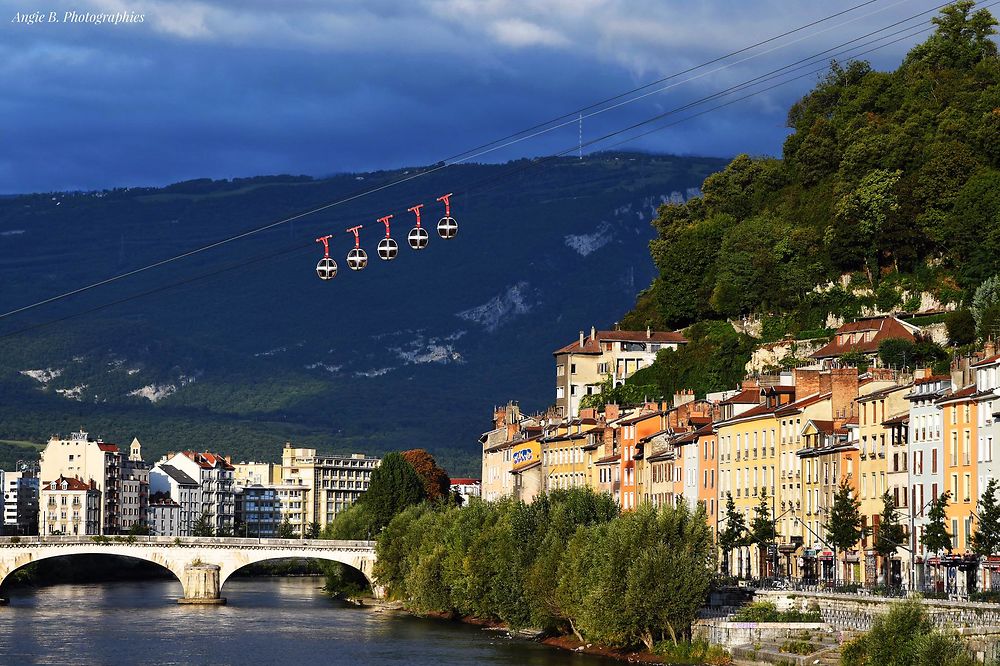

40,476,100,536
39,430,123,533
279,445,380,531
553,327,686,417
2,468,39,536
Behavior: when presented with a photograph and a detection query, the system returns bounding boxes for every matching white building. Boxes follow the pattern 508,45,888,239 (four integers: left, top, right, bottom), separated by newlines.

156,451,235,534
149,462,202,536
449,478,481,505
906,374,950,580
3,468,39,536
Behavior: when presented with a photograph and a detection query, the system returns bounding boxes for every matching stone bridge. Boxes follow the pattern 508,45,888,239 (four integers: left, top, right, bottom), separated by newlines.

0,536,379,604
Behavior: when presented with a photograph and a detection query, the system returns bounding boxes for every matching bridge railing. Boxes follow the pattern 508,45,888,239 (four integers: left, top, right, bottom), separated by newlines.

0,535,375,549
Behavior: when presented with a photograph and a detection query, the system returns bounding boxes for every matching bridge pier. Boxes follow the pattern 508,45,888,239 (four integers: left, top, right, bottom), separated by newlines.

177,563,227,605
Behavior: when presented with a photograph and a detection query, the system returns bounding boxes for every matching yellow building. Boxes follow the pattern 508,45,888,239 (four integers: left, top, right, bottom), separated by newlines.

855,380,911,584
234,461,278,486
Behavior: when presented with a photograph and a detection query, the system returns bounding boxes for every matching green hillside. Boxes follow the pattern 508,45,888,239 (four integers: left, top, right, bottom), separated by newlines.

620,2,1000,398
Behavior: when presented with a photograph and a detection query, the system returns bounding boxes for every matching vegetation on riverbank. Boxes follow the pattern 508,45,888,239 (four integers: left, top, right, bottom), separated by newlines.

368,488,715,653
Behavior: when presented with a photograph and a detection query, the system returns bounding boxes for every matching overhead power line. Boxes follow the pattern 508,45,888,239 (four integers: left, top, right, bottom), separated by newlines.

0,1,979,340
0,0,904,322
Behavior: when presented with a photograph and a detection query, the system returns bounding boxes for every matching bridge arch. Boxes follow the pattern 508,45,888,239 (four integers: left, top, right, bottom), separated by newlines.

0,546,187,596
219,553,375,596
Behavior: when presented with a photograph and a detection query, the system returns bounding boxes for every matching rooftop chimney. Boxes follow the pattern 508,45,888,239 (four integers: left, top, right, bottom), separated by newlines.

646,326,652,339
580,330,585,348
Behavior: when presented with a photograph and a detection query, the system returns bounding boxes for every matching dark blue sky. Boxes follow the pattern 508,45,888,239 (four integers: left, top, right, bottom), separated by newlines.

0,0,942,194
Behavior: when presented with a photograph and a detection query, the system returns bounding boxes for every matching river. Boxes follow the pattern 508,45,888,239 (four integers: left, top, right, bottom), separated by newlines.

0,577,623,665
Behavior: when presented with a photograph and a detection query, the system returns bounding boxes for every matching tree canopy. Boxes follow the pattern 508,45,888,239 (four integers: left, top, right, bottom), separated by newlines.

625,3,1000,338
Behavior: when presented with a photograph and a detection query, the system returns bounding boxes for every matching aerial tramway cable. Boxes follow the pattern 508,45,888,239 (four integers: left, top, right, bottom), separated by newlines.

0,0,920,318
0,0,984,328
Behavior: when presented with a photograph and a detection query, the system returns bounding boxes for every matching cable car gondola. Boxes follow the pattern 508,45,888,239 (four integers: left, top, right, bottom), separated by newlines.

436,192,458,239
314,235,338,280
346,225,368,271
377,214,398,261
407,204,429,250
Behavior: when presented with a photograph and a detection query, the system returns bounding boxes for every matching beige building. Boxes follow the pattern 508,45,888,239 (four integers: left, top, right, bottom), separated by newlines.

553,327,687,417
39,430,122,534
235,461,278,486
40,476,100,536
279,445,380,533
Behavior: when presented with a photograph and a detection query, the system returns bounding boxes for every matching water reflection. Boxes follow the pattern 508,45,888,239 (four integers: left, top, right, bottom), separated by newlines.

0,579,620,666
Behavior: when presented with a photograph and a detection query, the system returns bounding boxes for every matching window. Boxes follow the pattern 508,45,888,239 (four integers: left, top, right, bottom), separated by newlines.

570,363,577,375
963,474,971,503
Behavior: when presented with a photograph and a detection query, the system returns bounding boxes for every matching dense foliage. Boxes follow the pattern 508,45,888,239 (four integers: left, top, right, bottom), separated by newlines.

627,3,1000,339
323,452,427,540
841,599,975,666
372,489,715,652
400,449,451,501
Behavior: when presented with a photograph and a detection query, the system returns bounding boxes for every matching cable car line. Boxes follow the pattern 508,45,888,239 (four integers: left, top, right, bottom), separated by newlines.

0,0,975,338
0,0,923,320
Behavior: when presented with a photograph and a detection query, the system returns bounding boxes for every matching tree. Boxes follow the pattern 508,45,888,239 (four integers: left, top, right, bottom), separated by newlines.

904,0,998,70
923,491,953,556
875,492,907,587
718,492,748,577
835,169,902,284
217,523,233,537
824,479,865,583
357,452,427,535
972,275,1000,340
276,519,296,539
305,522,321,539
192,512,214,537
749,490,777,577
973,478,1000,558
945,309,977,346
401,449,451,501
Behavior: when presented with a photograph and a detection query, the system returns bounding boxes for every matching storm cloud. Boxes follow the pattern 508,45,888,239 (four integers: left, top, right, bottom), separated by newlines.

1,0,940,193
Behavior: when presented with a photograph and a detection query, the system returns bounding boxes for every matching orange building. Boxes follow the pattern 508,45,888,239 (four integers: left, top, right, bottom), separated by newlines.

938,384,979,555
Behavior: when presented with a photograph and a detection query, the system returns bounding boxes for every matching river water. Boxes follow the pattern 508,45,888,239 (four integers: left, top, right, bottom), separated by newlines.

0,578,622,665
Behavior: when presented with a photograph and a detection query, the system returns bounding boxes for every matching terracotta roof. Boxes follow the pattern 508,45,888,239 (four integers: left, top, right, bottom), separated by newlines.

973,354,1000,368
720,388,762,405
721,402,777,423
553,329,687,355
97,443,119,453
44,476,92,491
182,451,234,470
914,374,950,385
646,449,676,462
595,454,620,465
774,391,831,416
617,410,663,426
937,384,978,404
811,316,917,359
450,478,480,485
